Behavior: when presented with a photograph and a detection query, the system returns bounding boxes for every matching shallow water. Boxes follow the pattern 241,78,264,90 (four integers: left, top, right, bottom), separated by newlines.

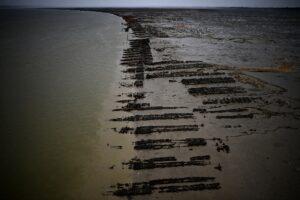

0,9,129,199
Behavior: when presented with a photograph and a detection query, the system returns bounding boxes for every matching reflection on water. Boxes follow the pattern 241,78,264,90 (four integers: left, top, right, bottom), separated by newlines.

0,9,130,199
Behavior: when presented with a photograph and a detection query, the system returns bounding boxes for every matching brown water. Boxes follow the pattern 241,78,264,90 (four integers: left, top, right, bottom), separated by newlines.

0,9,131,199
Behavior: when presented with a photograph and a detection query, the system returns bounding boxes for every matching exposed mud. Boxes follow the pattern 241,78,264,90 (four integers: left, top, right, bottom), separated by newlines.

91,9,300,199
144,24,169,38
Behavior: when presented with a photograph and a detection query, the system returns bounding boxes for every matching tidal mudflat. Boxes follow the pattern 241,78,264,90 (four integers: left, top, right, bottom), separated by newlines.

1,8,300,200
97,8,300,200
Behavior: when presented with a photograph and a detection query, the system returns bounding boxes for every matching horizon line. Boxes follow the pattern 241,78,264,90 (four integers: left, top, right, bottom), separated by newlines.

1,5,300,9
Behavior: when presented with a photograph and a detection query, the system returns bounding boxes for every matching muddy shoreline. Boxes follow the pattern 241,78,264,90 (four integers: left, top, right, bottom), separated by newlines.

82,8,300,200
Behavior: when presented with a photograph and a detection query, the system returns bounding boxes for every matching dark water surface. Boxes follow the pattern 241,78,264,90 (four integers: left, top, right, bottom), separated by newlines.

0,9,126,199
